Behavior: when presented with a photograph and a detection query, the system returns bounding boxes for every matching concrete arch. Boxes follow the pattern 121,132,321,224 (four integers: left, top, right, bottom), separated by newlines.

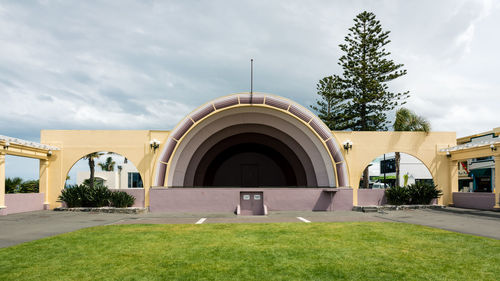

167,108,334,187
333,131,457,205
183,124,317,187
155,93,348,187
356,151,436,187
194,133,307,186
63,150,146,189
40,130,165,208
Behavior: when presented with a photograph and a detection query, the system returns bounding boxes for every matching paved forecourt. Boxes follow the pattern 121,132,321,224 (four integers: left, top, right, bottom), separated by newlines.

1,208,500,248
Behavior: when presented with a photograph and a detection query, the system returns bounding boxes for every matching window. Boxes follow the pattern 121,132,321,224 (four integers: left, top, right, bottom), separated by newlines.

128,172,143,188
472,156,493,163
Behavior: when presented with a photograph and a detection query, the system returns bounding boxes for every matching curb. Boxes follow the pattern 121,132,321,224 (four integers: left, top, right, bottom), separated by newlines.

54,207,148,214
353,205,446,213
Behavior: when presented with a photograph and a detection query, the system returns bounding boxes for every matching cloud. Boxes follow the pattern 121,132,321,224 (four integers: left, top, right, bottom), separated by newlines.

0,0,498,145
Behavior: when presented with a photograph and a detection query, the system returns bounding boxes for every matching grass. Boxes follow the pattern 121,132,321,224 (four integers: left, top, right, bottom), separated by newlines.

0,222,499,280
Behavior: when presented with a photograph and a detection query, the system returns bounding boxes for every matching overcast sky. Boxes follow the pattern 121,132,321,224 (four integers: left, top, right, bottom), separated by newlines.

1,0,499,179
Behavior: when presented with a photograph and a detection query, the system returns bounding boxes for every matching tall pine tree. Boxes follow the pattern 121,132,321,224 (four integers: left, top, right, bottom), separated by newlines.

339,11,409,131
312,11,409,187
310,75,351,130
312,11,408,131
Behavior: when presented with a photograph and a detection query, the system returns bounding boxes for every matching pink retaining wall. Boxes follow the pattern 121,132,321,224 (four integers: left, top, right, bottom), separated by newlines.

3,193,45,215
114,189,145,207
149,188,353,213
357,189,387,206
453,192,495,210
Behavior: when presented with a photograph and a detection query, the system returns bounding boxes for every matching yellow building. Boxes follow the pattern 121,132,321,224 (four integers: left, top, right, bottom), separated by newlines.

4,93,496,215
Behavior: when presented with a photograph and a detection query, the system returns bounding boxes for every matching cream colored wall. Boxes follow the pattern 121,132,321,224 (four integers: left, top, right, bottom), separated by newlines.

333,131,457,206
40,130,170,208
40,129,456,209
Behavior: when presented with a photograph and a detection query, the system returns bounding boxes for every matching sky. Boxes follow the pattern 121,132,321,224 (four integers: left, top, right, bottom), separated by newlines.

1,0,499,180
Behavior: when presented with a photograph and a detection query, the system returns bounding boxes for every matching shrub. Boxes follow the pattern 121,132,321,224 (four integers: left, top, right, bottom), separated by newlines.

58,183,136,208
385,185,410,205
407,182,442,205
58,183,112,208
58,184,87,208
110,192,135,208
84,183,112,207
385,182,442,205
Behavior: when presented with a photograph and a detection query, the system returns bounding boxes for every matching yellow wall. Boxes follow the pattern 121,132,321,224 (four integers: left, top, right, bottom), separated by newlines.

40,130,170,208
40,129,457,208
333,131,457,205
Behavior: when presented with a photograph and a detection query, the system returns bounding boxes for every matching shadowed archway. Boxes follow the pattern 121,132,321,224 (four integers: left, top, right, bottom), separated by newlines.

193,133,306,187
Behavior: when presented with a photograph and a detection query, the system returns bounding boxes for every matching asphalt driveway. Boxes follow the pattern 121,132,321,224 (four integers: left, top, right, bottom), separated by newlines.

1,207,499,248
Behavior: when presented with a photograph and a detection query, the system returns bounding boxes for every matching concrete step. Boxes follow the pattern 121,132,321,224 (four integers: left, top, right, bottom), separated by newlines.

362,206,378,213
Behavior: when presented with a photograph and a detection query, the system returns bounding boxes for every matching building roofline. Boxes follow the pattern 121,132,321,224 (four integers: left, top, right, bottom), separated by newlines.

457,127,500,144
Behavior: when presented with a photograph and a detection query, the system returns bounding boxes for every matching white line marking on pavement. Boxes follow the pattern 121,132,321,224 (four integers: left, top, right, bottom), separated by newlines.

195,218,207,224
297,217,311,223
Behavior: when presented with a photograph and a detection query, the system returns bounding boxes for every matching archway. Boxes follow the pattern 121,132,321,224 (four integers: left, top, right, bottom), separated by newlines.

193,133,307,187
65,152,144,189
357,152,435,206
359,152,434,189
154,93,349,188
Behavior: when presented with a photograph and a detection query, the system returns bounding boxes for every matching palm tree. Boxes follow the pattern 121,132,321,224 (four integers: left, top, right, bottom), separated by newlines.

84,152,104,188
5,177,23,193
393,108,430,187
98,156,116,171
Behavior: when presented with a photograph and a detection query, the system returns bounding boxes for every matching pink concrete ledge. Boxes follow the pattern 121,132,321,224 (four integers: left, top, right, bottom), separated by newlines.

149,187,353,213
453,192,495,210
2,193,45,215
357,189,387,206
113,188,145,208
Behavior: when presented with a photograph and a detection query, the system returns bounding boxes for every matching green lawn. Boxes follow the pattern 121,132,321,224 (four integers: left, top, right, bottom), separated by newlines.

0,222,498,280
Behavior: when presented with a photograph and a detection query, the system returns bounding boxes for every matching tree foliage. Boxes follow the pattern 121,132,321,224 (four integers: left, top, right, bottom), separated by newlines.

311,75,351,130
84,152,104,189
394,108,430,132
5,177,22,193
5,177,39,193
312,11,409,188
98,156,116,172
312,11,409,131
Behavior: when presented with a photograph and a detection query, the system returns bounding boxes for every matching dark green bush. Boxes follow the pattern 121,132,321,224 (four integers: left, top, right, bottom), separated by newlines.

58,183,111,208
58,183,136,208
110,191,135,208
385,182,442,205
385,185,410,205
407,182,442,205
58,184,87,208
84,183,112,207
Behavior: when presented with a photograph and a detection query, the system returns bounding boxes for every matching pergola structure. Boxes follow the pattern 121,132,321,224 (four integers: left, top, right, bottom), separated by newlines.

440,139,500,209
0,135,60,213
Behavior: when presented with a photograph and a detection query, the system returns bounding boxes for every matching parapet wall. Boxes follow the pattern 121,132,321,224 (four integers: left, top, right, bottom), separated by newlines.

149,188,353,213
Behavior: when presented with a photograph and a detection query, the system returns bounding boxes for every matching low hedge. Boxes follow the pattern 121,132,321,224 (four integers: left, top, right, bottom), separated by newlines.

386,182,442,205
58,183,135,208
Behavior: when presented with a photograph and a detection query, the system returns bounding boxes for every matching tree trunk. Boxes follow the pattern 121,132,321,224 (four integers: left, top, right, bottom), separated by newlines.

89,158,95,189
362,166,369,189
395,152,400,187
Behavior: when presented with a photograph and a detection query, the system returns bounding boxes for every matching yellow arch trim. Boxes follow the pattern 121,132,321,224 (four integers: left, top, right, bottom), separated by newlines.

159,92,346,187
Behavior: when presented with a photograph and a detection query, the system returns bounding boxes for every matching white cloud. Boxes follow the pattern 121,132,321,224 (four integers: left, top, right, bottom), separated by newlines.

1,0,499,180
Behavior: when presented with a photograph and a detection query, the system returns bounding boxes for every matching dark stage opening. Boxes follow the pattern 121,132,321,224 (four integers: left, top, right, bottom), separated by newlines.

193,133,307,187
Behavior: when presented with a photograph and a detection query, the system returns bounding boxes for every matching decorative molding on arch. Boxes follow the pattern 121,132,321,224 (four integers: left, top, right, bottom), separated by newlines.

155,93,349,187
